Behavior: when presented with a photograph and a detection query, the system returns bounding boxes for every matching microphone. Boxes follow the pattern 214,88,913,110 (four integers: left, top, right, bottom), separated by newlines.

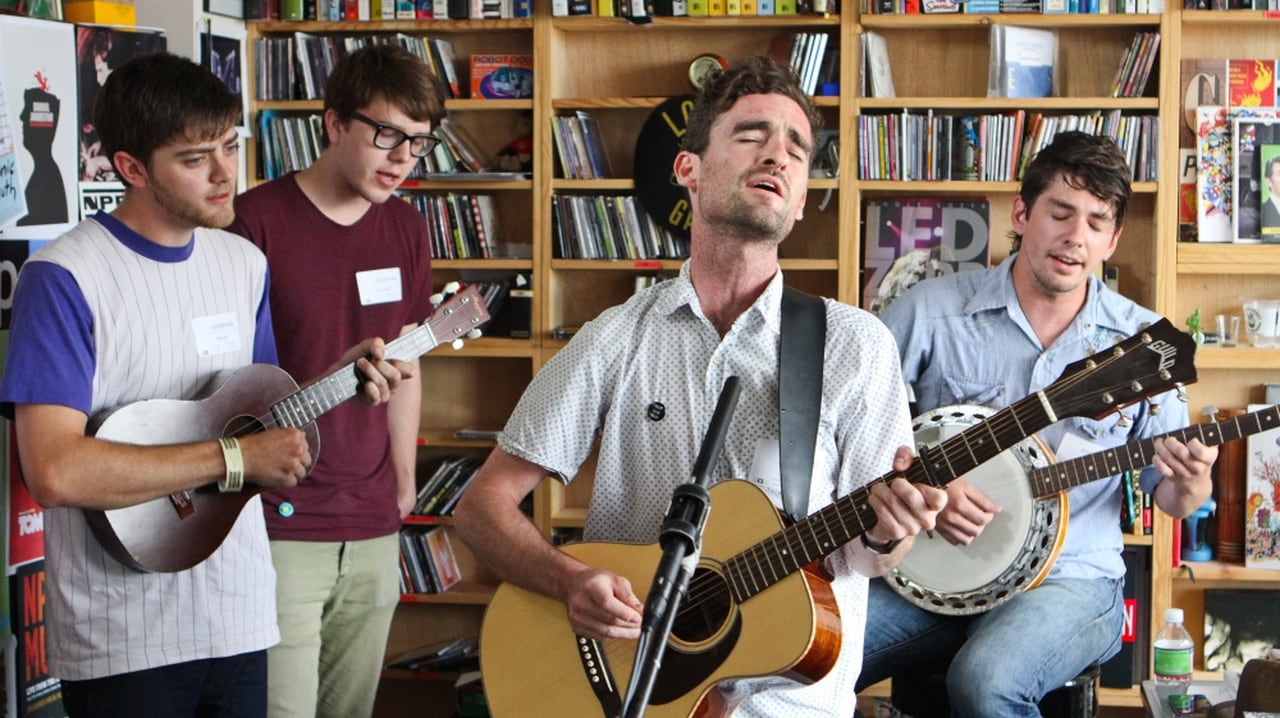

639,376,741,632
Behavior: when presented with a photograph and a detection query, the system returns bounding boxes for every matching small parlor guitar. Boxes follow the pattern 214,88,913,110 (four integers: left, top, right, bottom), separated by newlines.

85,285,488,573
479,319,1196,718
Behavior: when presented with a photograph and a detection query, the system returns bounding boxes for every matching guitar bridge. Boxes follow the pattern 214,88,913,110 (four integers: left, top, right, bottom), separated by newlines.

169,491,195,518
575,635,620,716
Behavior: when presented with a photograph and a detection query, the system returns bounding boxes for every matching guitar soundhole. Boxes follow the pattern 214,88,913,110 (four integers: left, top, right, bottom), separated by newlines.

671,567,732,643
225,414,266,438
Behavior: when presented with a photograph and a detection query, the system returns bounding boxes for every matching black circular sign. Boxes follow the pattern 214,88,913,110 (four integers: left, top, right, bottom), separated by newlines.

633,94,695,241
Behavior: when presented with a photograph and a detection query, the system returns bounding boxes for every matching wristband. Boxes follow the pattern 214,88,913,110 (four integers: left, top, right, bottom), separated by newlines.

218,437,245,493
861,532,902,555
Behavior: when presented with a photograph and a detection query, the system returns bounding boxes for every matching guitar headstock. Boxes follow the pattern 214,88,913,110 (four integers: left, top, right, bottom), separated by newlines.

1048,318,1198,421
427,283,490,350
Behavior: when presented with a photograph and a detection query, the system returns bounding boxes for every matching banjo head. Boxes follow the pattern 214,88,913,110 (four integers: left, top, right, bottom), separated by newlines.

887,405,1064,616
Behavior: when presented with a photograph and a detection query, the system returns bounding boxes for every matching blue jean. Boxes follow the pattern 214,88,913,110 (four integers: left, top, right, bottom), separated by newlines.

60,651,267,718
858,576,1124,718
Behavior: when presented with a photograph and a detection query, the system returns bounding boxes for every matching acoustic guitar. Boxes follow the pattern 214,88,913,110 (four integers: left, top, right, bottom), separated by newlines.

84,285,488,573
479,318,1196,718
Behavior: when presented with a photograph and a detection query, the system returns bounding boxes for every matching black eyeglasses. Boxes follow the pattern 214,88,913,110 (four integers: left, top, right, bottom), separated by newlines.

348,112,439,158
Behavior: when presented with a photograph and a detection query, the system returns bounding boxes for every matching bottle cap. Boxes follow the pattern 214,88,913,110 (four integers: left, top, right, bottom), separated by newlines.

1165,607,1184,623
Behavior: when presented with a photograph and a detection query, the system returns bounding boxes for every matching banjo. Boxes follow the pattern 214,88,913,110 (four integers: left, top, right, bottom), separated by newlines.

889,402,1280,616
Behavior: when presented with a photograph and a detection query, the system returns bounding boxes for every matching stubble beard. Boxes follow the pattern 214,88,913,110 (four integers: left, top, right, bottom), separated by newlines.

154,182,236,230
715,195,791,247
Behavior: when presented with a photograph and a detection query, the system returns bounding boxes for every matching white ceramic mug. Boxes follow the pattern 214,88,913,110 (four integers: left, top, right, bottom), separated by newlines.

1243,298,1280,348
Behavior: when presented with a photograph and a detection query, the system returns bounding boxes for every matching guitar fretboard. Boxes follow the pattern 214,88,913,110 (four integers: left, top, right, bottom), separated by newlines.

270,323,441,429
1028,404,1280,499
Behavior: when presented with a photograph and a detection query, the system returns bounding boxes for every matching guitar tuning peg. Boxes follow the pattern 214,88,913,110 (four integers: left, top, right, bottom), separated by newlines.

467,329,483,340
1150,404,1162,416
1116,413,1133,428
451,338,465,350
1176,385,1189,403
443,281,461,294
429,292,444,306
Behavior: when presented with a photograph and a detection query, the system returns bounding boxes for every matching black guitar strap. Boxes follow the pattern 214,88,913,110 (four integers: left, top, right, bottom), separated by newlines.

778,286,826,524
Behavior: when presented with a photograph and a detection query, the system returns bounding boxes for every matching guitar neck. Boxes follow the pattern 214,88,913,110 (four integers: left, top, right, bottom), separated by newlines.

270,324,439,429
1028,404,1280,500
724,391,1058,603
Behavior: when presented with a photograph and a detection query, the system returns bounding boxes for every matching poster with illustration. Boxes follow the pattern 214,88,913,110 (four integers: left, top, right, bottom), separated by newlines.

75,25,166,183
1244,403,1280,570
0,15,76,241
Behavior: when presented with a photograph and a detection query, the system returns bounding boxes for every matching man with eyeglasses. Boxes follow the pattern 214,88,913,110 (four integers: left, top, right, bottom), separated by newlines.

228,43,446,718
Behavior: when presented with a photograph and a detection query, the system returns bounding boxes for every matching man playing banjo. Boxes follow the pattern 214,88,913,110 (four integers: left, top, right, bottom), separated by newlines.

858,131,1218,717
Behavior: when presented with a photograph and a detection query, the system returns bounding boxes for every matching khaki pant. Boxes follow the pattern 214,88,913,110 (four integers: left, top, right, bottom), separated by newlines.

267,535,401,718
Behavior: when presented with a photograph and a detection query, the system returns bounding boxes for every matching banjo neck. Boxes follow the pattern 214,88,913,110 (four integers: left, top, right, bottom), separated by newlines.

1028,403,1280,500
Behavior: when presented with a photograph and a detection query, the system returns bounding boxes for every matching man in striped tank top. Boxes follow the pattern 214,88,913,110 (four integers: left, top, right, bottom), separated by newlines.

0,53,407,718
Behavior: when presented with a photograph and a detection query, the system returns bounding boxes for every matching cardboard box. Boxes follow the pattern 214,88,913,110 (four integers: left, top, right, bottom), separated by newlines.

470,54,533,99
64,0,136,24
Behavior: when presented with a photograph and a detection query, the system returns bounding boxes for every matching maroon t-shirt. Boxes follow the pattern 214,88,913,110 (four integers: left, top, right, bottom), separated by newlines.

229,174,434,541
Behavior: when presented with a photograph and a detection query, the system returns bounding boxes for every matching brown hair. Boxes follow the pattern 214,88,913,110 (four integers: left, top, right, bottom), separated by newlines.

323,43,446,145
682,55,821,157
1011,131,1132,252
93,52,240,185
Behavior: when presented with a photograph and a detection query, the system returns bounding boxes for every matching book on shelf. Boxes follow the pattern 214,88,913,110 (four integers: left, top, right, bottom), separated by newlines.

1181,59,1227,150
1228,59,1277,109
1197,105,1234,244
426,38,461,99
453,428,501,441
1196,106,1280,244
783,32,830,97
423,526,463,592
859,197,991,315
399,529,433,593
385,635,479,672
470,54,533,99
551,195,689,260
576,111,614,180
861,30,895,99
988,25,1056,99
1109,32,1160,99
1231,116,1280,243
1245,402,1280,569
1261,143,1280,241
551,112,614,180
413,455,482,517
435,118,492,174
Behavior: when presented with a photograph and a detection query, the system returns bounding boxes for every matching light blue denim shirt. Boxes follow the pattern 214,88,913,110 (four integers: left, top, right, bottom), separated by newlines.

878,254,1189,580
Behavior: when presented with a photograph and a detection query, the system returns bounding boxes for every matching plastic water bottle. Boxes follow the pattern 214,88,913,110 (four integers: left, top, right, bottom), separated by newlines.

1154,607,1194,709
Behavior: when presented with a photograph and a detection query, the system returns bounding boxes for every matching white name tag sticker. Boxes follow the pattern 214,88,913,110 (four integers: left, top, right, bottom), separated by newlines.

356,267,403,306
1056,430,1105,461
191,312,241,357
748,437,781,485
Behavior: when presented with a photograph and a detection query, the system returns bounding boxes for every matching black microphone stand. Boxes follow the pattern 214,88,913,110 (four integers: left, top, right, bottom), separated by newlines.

620,376,742,718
